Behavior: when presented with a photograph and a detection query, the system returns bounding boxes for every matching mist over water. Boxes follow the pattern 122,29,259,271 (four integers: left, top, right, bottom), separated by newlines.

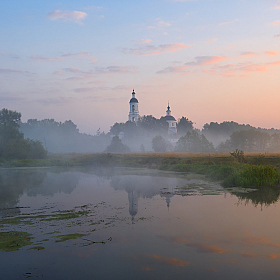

1,167,280,279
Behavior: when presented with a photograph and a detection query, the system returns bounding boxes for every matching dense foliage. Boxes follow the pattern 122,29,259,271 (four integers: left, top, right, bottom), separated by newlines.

223,165,280,187
20,119,110,153
218,129,280,152
104,136,130,153
3,107,280,154
152,135,168,152
175,131,215,153
0,109,47,160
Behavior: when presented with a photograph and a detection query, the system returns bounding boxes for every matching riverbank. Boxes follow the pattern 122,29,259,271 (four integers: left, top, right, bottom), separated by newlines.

1,152,280,188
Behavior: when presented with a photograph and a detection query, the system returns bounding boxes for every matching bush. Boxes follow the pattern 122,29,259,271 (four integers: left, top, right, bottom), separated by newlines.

230,149,246,163
223,164,280,187
104,136,130,153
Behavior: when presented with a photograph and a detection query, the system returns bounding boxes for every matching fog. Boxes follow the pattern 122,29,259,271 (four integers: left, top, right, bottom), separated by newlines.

18,117,280,154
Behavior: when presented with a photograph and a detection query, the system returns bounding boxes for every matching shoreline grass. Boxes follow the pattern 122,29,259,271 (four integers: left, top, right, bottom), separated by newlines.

1,152,280,188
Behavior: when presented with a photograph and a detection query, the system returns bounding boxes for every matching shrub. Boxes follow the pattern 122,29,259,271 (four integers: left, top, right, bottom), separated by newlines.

223,164,280,188
230,149,246,163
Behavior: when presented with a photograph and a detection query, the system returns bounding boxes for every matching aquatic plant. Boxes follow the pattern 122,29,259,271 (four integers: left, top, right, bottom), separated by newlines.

28,246,45,251
224,164,280,187
55,233,87,243
0,231,33,252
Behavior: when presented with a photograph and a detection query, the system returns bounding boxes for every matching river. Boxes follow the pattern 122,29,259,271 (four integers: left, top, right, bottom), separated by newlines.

1,167,280,279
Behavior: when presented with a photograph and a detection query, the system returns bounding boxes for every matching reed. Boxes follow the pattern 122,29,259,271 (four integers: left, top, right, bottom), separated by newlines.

2,152,280,188
223,164,280,187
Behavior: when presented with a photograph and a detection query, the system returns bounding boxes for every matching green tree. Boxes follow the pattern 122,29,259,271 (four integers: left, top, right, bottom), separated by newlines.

230,129,270,152
0,108,21,128
175,131,215,152
0,108,47,159
177,117,193,135
105,136,130,153
269,133,280,152
217,139,232,152
139,115,168,134
152,135,167,152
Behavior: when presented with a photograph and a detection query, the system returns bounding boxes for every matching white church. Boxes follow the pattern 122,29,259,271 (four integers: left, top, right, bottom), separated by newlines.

128,89,177,135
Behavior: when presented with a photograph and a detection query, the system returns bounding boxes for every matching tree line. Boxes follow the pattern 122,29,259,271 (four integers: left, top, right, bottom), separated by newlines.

0,109,47,160
2,107,280,158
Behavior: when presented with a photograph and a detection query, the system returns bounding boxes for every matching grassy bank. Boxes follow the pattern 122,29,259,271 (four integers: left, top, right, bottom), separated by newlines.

1,152,280,188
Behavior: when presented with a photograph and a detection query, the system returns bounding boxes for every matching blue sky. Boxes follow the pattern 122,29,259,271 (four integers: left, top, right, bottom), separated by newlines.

1,0,280,134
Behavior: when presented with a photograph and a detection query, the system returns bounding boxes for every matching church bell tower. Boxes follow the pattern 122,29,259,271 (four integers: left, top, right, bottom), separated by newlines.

128,89,139,123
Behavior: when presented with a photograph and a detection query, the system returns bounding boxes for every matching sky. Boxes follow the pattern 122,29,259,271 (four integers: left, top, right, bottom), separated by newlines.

1,0,280,135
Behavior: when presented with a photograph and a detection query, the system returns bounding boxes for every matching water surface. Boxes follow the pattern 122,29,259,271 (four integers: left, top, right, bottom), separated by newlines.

1,167,280,279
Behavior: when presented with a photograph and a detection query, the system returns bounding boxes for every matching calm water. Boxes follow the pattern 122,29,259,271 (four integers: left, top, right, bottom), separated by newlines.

1,167,280,279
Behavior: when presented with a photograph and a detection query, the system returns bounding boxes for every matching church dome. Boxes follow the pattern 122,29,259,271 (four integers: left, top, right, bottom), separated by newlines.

129,89,138,103
129,97,138,103
162,115,176,121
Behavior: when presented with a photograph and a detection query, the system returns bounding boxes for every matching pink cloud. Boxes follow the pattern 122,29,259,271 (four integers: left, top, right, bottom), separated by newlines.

224,64,268,74
268,60,280,66
212,58,280,77
240,52,256,57
219,19,239,26
269,20,280,26
206,38,217,43
62,52,97,63
148,19,171,29
157,65,188,74
266,50,278,56
30,55,60,62
124,43,189,56
0,68,30,74
64,67,83,73
186,56,227,66
31,52,97,63
53,70,64,75
62,52,90,58
94,65,137,74
47,10,87,24
136,39,152,45
157,20,171,27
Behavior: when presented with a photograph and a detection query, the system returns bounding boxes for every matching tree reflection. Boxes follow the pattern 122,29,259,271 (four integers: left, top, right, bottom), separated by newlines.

232,187,280,208
0,168,80,217
0,169,46,216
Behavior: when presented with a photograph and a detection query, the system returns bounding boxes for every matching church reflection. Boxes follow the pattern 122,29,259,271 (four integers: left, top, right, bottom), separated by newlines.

128,190,138,222
109,174,183,222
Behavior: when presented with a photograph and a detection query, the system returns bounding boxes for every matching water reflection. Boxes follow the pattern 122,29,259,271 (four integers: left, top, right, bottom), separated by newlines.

0,168,79,217
231,187,280,208
0,169,46,216
110,174,178,221
1,167,280,280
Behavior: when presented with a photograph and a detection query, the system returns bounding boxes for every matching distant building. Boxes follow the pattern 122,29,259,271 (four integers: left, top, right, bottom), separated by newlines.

160,103,177,135
128,89,139,123
128,90,177,135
